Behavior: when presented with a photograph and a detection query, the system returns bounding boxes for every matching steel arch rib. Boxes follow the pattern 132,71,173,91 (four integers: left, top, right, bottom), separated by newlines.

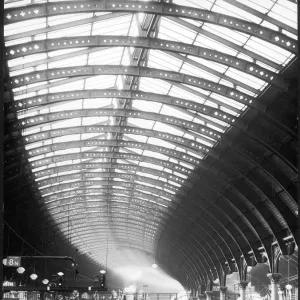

7,87,296,139
56,223,164,236
40,186,180,206
61,229,159,243
16,118,296,177
65,231,157,244
45,199,173,216
163,243,207,285
49,205,170,223
38,182,180,205
50,216,166,231
188,190,260,262
31,155,196,179
178,233,221,279
9,82,296,140
43,194,176,211
175,196,252,266
9,90,243,128
4,36,286,89
161,212,231,271
4,1,297,54
23,125,296,211
213,153,297,241
196,172,274,259
36,168,192,188
159,211,239,271
8,66,261,111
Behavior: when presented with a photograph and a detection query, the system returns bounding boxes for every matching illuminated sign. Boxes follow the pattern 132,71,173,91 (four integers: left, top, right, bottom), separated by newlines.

4,256,22,267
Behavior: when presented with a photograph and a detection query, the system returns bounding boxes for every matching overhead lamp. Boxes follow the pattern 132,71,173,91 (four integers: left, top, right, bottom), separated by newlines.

42,279,49,285
57,272,64,276
30,273,38,280
285,284,292,290
100,270,106,274
152,264,158,269
17,267,25,274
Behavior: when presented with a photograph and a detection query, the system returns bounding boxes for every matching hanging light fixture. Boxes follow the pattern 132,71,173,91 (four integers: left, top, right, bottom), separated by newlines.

30,273,38,280
152,264,158,269
17,267,25,274
57,272,64,276
42,279,49,285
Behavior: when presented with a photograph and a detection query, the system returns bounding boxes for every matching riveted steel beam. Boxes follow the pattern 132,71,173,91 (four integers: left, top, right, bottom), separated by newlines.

21,129,214,160
11,110,221,150
186,225,231,271
186,214,243,269
30,154,196,180
4,36,286,89
25,140,202,175
162,226,217,281
73,239,155,250
223,0,297,35
179,196,252,266
185,230,225,276
14,111,294,178
167,17,282,70
35,171,185,199
5,126,296,216
195,165,276,258
69,241,156,255
62,227,159,241
4,12,129,42
163,243,207,285
69,233,157,245
81,244,156,255
4,1,297,53
64,230,158,243
44,196,171,214
73,232,157,244
50,216,165,232
11,75,99,97
57,221,162,233
179,233,221,280
187,189,261,263
166,81,242,113
172,214,247,273
167,242,212,286
43,197,174,223
47,201,171,220
8,89,244,128
50,210,166,224
39,180,179,204
159,212,237,271
160,213,232,272
220,171,289,249
206,150,294,252
41,186,178,207
8,65,262,110
165,50,257,93
35,168,192,191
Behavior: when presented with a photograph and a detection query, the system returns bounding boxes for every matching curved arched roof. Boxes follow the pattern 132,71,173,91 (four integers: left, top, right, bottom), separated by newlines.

4,0,298,290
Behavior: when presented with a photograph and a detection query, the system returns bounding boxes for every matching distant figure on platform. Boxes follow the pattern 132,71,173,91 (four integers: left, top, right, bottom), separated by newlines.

237,294,241,300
